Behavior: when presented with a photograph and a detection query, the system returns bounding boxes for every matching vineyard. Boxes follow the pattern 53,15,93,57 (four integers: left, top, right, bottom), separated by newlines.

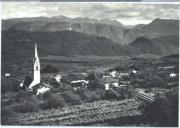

9,98,142,126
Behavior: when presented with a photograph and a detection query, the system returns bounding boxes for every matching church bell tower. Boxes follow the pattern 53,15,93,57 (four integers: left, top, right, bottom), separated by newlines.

29,43,40,89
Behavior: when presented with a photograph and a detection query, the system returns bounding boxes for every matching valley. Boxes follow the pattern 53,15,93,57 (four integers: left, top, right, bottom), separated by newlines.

1,16,179,126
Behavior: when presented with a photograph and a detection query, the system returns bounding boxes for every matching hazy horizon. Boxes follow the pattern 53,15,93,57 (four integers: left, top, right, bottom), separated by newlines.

2,3,179,25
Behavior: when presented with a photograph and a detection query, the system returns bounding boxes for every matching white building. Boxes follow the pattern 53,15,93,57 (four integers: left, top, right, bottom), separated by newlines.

29,43,41,89
5,73,11,77
105,82,119,90
36,87,50,95
55,74,61,83
132,70,137,74
70,80,89,84
170,73,176,78
19,80,24,87
109,71,117,78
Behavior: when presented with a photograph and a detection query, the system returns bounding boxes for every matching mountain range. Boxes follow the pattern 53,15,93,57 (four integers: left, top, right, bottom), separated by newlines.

2,16,179,57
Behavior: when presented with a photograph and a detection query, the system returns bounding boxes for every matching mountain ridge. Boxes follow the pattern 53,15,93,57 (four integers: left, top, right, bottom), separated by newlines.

3,16,179,45
2,30,178,58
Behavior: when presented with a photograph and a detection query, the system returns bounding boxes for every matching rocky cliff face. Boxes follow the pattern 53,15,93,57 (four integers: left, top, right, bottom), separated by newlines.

40,22,125,44
2,17,179,45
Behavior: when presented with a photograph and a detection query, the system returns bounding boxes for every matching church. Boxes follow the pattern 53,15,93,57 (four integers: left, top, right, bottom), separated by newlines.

29,43,41,89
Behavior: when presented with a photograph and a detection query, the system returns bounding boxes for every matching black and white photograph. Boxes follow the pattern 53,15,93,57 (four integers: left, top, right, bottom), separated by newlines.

1,2,179,126
0,0,180,2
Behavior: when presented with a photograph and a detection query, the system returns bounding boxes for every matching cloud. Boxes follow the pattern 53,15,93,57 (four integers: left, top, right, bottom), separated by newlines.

2,3,179,25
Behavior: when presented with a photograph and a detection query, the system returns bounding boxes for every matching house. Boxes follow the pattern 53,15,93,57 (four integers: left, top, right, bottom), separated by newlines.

101,76,119,90
170,73,176,78
70,80,89,89
70,80,89,84
120,73,129,76
54,74,61,83
105,82,119,90
103,75,111,78
135,88,155,102
119,84,128,89
132,70,137,74
109,71,117,78
5,73,11,77
118,73,131,86
119,81,130,85
19,80,24,87
36,86,50,95
34,82,52,95
81,72,88,77
64,73,85,83
105,84,110,90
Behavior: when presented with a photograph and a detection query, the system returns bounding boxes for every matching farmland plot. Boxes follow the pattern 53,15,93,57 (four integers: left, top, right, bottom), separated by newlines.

10,98,142,126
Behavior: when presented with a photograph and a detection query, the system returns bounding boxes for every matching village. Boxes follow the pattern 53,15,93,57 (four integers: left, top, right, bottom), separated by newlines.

1,44,179,126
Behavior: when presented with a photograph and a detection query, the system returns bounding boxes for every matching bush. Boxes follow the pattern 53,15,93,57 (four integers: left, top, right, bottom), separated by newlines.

1,106,15,117
87,72,96,80
14,100,38,113
22,76,33,89
106,89,121,100
42,91,52,99
15,90,31,103
76,88,96,102
12,80,21,92
62,92,82,105
87,80,98,90
41,64,58,73
94,88,106,100
41,94,66,109
49,78,61,88
1,78,20,93
60,84,73,92
13,91,40,113
1,78,12,93
1,107,16,125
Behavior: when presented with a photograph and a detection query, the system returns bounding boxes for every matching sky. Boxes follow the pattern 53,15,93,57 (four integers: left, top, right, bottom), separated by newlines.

2,3,180,25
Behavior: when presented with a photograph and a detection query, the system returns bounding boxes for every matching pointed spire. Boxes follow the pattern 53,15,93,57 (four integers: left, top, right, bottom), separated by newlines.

35,43,38,58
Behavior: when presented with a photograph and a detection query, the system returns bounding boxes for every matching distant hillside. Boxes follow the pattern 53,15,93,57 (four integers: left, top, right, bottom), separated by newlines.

130,36,179,55
2,30,178,58
124,18,179,44
2,30,138,57
160,54,179,60
2,17,179,45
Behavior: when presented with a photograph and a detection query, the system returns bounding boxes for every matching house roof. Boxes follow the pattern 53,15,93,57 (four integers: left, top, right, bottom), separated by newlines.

100,77,119,84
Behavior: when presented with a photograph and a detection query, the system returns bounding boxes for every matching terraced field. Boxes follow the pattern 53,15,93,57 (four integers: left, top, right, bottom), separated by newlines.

10,98,142,126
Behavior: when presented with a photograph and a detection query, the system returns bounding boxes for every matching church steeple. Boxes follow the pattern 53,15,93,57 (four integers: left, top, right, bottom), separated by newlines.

33,43,40,71
35,43,38,59
29,43,41,89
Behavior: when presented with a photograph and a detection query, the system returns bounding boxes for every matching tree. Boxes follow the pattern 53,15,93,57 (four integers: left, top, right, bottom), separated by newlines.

141,89,178,127
22,76,33,89
62,92,82,105
42,94,66,109
49,78,60,88
12,80,20,92
41,64,58,73
87,71,96,80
